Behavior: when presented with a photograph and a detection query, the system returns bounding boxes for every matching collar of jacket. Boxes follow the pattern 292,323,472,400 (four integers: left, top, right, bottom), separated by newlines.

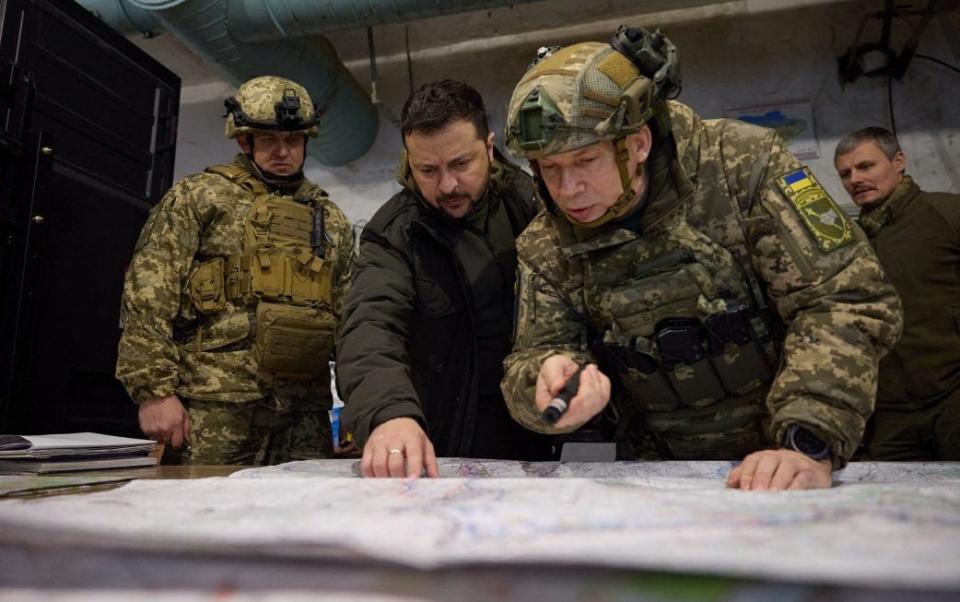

857,175,920,237
235,153,306,196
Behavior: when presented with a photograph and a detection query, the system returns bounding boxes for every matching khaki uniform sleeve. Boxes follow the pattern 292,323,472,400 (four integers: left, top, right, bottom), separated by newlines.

501,221,591,434
744,133,903,464
115,182,202,404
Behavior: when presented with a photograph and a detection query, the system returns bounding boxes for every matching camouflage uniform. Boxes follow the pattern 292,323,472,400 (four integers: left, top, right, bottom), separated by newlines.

501,41,902,466
116,77,354,465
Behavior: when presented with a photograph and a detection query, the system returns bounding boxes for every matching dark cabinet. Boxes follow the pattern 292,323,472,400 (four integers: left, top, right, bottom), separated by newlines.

0,0,179,435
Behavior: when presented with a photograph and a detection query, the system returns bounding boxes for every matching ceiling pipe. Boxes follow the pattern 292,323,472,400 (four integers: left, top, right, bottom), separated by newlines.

81,0,548,39
77,0,552,163
223,0,548,42
81,0,161,37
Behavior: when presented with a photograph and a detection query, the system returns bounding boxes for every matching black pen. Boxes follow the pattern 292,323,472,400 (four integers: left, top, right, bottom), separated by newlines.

542,365,586,424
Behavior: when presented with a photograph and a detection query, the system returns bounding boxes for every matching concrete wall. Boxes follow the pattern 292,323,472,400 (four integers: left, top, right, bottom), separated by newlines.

161,0,960,224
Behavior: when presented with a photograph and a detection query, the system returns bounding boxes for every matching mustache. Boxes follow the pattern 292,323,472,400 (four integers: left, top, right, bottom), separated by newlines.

437,191,471,203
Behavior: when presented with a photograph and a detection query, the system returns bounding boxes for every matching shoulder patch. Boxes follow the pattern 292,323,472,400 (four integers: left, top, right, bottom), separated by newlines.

775,167,855,253
133,204,163,252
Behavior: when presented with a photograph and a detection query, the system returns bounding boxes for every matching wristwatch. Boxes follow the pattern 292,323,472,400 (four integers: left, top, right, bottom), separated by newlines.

783,424,832,461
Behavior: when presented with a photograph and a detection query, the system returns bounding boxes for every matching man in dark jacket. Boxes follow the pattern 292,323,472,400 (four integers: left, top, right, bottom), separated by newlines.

835,127,960,460
337,80,551,477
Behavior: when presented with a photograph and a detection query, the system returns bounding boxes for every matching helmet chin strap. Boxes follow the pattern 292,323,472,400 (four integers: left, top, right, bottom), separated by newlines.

570,137,645,228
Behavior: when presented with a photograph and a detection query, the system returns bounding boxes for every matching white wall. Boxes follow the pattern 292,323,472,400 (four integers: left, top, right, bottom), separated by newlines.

164,0,960,223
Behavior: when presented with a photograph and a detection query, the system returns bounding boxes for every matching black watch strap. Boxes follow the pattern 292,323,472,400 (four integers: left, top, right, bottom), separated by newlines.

783,424,832,461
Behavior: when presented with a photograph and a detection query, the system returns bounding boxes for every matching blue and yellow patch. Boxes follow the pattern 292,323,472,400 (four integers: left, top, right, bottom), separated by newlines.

775,167,854,253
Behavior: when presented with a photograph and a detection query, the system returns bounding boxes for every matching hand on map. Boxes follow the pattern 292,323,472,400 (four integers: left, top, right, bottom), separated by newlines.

535,355,611,430
362,417,439,478
138,394,191,449
726,449,832,491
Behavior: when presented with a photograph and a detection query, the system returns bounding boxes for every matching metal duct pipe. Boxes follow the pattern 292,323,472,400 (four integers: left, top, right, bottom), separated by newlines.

81,0,160,37
224,0,548,41
81,0,547,38
81,0,378,166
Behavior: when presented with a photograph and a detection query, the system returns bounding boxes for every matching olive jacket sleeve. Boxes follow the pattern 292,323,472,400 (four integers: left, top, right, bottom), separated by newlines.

336,214,426,447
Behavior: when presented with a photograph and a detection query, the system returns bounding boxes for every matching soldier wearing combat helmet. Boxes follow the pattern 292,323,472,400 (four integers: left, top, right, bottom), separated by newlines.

117,76,354,465
500,27,903,490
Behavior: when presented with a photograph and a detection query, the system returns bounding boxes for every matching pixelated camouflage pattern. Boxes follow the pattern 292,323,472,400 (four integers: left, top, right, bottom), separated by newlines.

501,101,903,465
116,154,354,464
184,398,333,465
226,76,319,139
505,42,653,159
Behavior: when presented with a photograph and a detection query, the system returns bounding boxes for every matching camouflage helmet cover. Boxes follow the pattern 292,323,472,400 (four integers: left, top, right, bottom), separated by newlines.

225,76,320,139
505,42,656,160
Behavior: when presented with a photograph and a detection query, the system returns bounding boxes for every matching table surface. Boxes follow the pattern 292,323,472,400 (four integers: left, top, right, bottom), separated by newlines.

0,460,957,602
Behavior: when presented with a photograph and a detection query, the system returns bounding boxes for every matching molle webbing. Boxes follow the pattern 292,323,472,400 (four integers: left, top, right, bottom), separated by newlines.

230,194,333,307
586,218,775,459
224,255,253,301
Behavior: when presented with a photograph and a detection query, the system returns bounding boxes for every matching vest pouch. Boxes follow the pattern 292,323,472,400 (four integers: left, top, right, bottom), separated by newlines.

664,360,726,409
188,257,227,314
704,302,773,395
623,369,681,412
287,254,334,307
655,317,725,408
708,340,773,395
250,249,285,299
244,192,334,307
254,302,335,379
591,336,680,412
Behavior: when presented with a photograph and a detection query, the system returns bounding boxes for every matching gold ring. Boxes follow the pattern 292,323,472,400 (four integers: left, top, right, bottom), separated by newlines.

388,448,403,455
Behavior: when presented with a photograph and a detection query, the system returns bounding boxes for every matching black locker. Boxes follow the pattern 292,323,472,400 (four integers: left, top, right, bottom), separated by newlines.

0,0,180,435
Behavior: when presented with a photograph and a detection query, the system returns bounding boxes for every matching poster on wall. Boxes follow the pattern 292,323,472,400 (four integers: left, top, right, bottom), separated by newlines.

724,100,820,159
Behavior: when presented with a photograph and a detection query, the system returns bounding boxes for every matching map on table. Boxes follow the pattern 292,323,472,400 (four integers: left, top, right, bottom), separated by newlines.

232,458,960,484
0,460,957,590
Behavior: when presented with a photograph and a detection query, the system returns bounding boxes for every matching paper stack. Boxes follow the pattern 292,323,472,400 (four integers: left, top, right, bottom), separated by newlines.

0,432,158,474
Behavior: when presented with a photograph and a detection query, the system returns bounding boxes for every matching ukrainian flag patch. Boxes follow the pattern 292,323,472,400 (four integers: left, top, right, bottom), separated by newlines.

775,167,854,253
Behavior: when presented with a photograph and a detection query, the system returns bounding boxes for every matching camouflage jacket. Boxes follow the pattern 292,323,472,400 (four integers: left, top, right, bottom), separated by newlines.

116,154,354,405
501,102,902,464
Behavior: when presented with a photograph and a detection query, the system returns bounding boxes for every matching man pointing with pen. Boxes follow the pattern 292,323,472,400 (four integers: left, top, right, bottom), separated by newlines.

500,27,901,490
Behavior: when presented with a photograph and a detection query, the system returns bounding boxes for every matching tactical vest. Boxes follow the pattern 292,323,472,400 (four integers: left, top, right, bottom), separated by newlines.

583,206,779,460
187,163,337,380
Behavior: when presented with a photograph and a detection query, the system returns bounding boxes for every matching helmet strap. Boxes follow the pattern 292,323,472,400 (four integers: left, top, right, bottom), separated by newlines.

614,136,638,206
573,137,644,228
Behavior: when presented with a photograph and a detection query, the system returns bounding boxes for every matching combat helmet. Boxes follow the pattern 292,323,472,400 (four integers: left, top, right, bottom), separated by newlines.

505,26,681,226
224,76,320,139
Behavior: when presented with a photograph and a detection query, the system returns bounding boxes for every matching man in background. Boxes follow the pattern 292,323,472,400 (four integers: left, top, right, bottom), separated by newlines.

835,127,959,460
